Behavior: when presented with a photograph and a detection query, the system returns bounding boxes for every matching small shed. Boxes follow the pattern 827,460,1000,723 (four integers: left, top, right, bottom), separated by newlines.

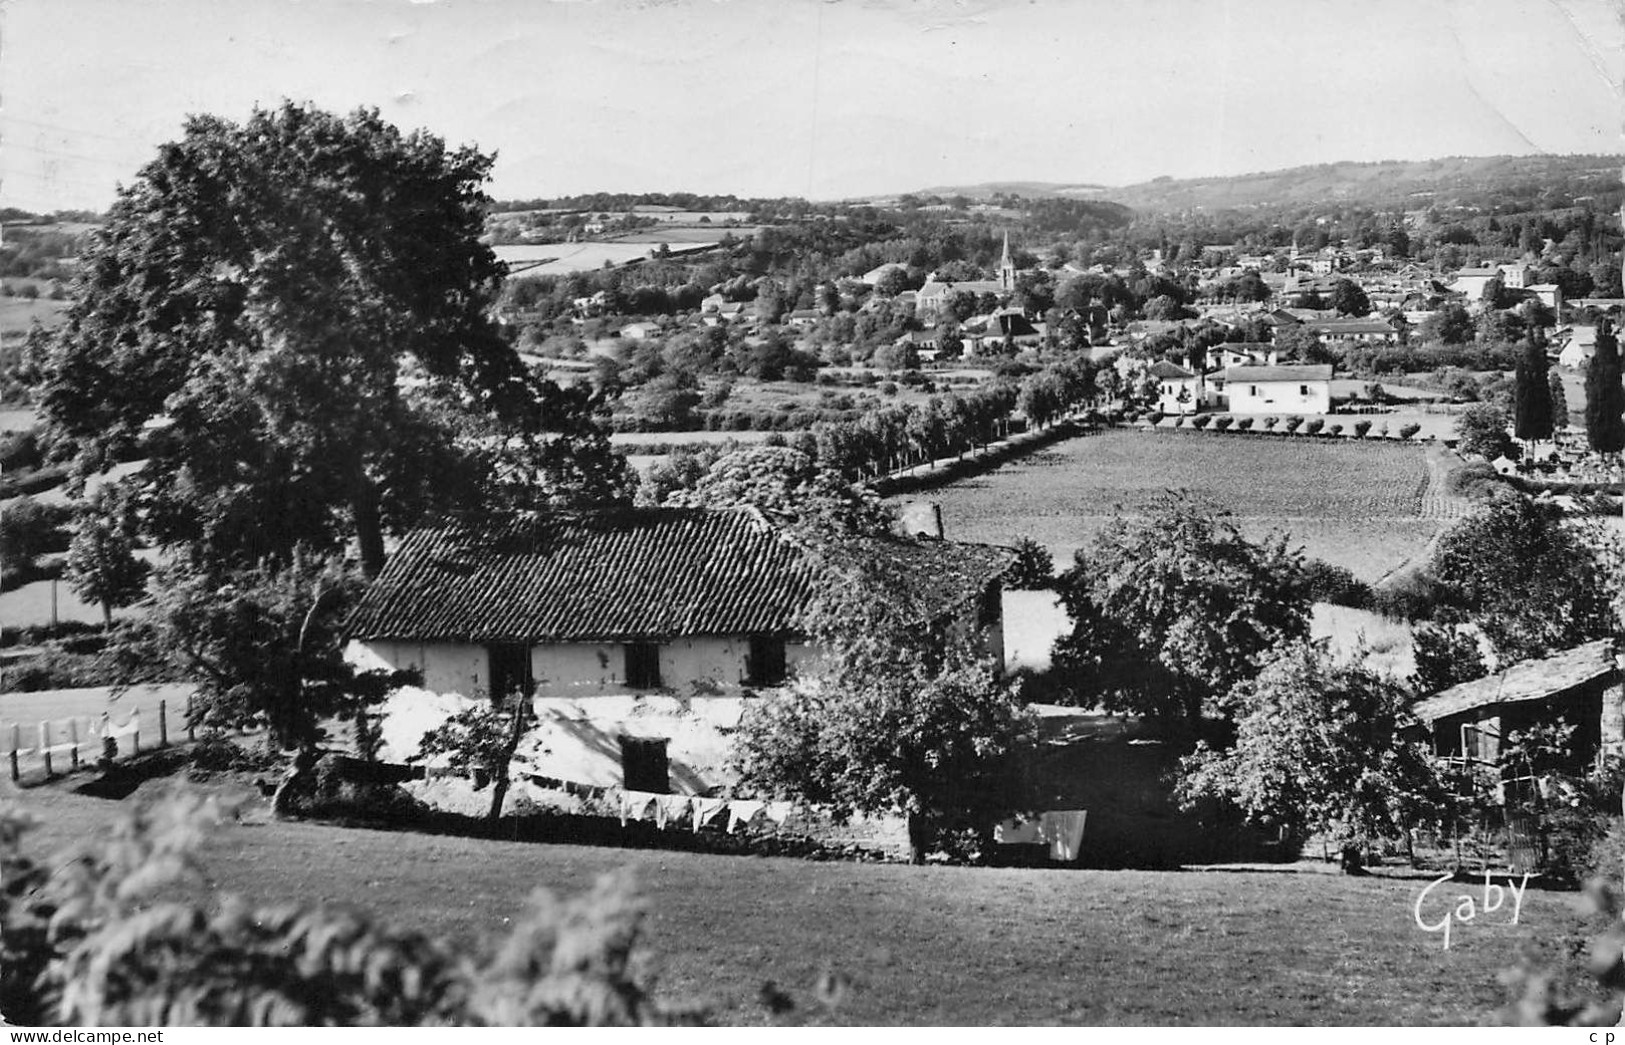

1409,639,1624,772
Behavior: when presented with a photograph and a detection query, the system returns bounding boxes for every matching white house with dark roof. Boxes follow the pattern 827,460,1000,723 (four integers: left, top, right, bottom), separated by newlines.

347,508,1015,701
347,508,1016,792
1223,363,1333,415
1448,266,1502,299
1149,360,1203,415
1307,317,1400,345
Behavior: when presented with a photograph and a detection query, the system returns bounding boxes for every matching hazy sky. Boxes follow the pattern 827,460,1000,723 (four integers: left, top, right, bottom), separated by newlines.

3,0,1623,212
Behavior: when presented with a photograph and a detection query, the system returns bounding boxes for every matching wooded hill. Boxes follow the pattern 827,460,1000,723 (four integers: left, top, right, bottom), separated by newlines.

918,154,1625,216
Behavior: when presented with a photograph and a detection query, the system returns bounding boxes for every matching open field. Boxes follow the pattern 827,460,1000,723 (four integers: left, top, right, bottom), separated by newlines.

494,241,720,277
4,778,1604,1026
0,293,68,337
920,429,1453,581
0,407,38,432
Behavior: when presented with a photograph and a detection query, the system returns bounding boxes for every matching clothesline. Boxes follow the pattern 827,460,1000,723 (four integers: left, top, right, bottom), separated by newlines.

994,810,1089,862
517,771,797,834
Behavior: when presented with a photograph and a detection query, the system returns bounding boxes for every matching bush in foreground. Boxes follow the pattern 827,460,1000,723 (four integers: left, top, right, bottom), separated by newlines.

0,792,692,1026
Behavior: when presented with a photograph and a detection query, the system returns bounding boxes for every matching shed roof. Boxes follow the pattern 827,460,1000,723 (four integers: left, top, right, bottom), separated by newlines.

1410,639,1618,725
346,508,1015,644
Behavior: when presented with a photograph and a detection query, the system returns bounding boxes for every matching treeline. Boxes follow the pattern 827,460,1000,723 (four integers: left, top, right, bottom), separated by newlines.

0,226,88,281
802,358,1094,479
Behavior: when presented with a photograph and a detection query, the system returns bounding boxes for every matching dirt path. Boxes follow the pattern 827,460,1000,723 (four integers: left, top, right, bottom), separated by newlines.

1373,445,1469,589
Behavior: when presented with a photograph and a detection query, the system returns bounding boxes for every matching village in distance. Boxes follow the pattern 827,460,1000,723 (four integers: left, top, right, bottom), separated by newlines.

3,114,1625,1027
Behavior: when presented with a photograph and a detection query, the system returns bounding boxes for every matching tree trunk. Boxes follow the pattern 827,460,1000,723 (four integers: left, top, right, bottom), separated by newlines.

487,770,511,828
271,745,320,820
486,691,530,830
353,482,386,579
906,810,929,865
100,600,113,629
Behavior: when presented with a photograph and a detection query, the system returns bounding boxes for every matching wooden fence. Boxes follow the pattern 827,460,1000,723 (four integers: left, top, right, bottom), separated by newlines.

4,700,180,783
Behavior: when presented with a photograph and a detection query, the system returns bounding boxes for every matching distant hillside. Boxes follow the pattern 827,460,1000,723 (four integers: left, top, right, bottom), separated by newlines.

910,180,1111,201
919,154,1625,214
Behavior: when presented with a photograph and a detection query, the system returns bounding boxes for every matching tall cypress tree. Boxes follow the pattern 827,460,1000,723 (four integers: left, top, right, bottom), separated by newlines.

1513,337,1553,443
1585,319,1625,456
1547,369,1569,434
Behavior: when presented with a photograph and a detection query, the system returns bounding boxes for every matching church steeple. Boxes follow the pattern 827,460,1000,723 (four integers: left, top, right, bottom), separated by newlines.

999,229,1015,291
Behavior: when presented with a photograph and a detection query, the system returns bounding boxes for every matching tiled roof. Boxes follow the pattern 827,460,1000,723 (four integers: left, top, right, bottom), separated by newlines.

1411,639,1618,725
1310,319,1397,336
1224,364,1334,383
346,508,1015,644
1149,361,1194,379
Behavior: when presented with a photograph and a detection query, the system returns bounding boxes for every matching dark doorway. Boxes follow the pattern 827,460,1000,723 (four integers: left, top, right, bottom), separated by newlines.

624,643,662,689
746,634,788,686
488,643,533,702
620,735,670,793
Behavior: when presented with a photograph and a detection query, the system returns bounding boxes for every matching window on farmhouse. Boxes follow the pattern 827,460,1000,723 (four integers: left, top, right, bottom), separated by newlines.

624,642,662,688
619,735,670,793
745,634,788,686
1250,385,1259,396
487,643,532,702
1300,384,1309,395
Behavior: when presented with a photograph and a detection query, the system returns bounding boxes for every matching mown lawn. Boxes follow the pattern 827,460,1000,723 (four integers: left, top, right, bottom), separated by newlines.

6,779,1605,1026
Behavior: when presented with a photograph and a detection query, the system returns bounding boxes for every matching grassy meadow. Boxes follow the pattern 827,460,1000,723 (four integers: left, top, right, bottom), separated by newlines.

5,777,1606,1026
919,428,1459,581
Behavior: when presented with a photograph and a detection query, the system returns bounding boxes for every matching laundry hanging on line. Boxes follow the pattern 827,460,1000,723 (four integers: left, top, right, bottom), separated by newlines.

727,800,767,834
1039,810,1088,862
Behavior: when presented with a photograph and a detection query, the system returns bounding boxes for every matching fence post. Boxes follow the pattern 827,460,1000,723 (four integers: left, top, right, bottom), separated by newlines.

8,749,16,783
159,700,168,748
40,721,52,778
9,723,19,782
69,718,79,772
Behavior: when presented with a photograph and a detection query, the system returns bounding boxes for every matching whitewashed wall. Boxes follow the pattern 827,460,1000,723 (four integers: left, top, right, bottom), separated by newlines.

1226,380,1331,415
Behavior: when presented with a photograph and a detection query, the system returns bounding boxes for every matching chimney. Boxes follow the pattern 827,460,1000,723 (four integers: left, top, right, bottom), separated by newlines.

898,501,944,540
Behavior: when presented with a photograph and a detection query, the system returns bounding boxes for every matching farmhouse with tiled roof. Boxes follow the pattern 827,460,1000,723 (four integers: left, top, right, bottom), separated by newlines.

348,507,1016,792
347,507,1016,700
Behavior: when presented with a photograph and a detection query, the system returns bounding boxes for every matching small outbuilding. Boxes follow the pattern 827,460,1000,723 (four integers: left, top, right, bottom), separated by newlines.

1410,639,1624,773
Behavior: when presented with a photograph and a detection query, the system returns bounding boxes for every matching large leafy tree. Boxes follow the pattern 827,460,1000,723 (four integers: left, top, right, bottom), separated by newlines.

64,483,149,627
1585,318,1625,457
1426,494,1619,666
662,445,893,535
1454,401,1515,460
1051,493,1312,727
109,552,410,751
34,103,625,577
1329,278,1371,317
1176,642,1443,864
731,541,1034,863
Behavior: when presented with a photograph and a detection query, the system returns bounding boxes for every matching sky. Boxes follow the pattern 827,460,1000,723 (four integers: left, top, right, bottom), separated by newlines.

2,0,1623,213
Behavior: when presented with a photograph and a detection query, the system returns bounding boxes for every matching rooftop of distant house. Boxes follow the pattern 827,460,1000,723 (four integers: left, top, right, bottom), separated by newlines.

1223,363,1334,383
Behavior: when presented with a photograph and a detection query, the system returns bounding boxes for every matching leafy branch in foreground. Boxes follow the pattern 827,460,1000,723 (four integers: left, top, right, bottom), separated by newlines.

0,792,690,1027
